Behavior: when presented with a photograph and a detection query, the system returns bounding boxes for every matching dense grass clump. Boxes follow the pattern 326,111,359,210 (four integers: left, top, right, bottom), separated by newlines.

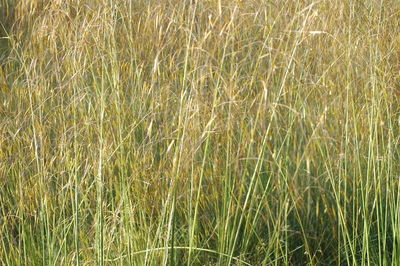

1,0,400,265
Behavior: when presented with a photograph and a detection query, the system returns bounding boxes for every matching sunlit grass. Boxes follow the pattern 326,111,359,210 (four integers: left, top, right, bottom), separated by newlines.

1,0,400,265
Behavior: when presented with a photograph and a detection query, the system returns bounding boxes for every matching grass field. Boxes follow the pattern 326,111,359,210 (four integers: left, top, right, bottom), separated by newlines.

1,0,400,265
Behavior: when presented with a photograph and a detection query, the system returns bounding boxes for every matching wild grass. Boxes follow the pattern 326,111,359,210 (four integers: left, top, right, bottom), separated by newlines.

1,0,400,265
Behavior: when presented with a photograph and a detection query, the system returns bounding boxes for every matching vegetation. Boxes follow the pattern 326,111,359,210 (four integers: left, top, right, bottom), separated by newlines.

1,0,400,264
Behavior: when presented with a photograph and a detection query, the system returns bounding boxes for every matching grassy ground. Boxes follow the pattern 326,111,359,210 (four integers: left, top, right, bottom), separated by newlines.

1,0,400,265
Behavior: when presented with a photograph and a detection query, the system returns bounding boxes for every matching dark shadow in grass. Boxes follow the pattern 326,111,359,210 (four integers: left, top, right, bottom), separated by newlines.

0,0,15,63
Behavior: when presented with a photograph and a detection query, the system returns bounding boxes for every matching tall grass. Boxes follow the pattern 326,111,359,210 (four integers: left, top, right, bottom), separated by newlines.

1,0,400,265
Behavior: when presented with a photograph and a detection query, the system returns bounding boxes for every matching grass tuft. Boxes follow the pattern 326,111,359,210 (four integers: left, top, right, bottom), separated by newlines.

1,0,400,265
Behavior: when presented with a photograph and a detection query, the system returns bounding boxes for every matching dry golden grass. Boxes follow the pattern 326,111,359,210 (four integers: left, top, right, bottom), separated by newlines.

1,0,400,265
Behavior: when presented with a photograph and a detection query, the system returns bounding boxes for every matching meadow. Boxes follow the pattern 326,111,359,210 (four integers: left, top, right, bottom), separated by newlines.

1,0,400,265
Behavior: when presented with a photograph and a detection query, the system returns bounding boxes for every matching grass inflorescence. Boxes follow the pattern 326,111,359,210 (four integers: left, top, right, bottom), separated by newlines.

1,0,400,265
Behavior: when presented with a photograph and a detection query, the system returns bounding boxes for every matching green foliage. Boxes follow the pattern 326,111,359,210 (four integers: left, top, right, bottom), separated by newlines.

1,0,400,265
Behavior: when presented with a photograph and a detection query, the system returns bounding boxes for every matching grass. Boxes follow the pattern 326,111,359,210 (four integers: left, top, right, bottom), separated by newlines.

0,0,400,265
